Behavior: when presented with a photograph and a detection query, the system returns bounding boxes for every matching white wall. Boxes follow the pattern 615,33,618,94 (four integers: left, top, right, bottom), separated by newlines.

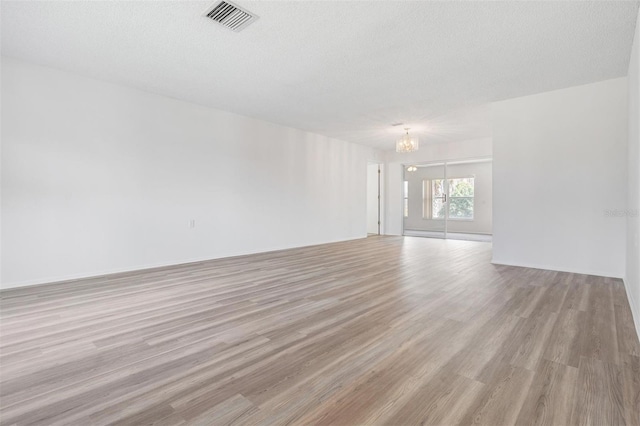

383,138,492,235
1,58,381,289
366,163,379,234
626,11,640,336
492,78,628,278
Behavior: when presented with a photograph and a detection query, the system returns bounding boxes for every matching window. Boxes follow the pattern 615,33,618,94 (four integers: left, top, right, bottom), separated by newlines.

422,177,474,220
432,179,446,219
448,177,474,220
403,181,409,217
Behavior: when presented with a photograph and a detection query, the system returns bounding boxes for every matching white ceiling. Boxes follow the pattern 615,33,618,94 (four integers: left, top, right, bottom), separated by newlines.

2,1,638,150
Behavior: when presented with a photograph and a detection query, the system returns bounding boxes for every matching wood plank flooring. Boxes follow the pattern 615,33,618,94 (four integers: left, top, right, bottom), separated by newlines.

0,236,638,425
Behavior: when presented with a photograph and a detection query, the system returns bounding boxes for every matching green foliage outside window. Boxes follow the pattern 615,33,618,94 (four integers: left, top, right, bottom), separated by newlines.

436,178,474,219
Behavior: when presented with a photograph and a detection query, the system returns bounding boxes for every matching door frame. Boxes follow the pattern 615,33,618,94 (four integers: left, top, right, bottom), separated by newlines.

401,156,492,239
367,162,384,235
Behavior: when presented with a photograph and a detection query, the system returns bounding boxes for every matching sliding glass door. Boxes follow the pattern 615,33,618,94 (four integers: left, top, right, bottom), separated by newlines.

403,159,492,240
403,163,447,238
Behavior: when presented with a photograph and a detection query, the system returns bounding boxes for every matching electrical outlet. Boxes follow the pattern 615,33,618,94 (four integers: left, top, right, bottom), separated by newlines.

189,219,196,229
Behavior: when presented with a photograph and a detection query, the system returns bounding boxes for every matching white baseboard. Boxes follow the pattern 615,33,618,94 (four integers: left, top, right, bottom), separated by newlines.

491,258,624,279
0,235,367,291
1,255,223,291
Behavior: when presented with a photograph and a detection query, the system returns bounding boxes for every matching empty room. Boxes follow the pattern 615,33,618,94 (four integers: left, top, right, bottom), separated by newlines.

1,1,639,425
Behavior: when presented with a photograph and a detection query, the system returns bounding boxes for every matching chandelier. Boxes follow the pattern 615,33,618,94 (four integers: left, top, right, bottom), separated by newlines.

396,128,419,153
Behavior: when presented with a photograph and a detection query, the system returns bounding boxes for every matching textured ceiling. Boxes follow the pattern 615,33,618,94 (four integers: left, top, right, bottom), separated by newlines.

2,1,638,150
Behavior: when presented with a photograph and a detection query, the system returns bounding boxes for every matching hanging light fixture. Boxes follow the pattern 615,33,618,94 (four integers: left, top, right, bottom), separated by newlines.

396,128,419,153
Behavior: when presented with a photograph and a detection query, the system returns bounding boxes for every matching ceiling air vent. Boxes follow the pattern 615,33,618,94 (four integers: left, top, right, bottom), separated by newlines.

203,1,258,32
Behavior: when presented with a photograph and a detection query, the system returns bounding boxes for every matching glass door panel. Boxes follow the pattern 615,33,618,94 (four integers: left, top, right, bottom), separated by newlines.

403,163,446,238
445,159,492,240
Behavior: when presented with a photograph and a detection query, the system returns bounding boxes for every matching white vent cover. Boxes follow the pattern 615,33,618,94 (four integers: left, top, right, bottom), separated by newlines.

203,1,258,32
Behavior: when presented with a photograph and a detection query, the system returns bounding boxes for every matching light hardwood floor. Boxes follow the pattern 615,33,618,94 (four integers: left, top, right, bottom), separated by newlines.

0,236,638,425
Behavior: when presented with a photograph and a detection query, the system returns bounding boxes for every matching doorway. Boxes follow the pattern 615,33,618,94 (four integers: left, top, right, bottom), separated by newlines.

402,158,492,241
367,163,381,235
